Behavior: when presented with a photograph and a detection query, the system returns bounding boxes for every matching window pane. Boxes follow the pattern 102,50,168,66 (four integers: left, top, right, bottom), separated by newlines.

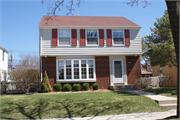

88,60,94,79
114,61,122,78
113,38,124,44
59,38,70,45
59,30,70,37
87,30,97,37
87,38,98,44
66,60,71,79
74,60,79,79
81,60,87,79
58,61,64,79
113,30,123,37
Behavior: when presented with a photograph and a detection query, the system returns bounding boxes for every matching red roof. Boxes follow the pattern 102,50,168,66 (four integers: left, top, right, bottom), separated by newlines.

39,16,140,27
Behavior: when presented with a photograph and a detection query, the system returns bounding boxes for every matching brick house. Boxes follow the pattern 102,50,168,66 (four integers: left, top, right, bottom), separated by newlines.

39,16,142,90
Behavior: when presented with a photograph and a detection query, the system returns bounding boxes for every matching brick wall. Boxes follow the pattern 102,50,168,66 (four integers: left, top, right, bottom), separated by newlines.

152,65,177,87
95,56,110,89
126,56,141,84
42,57,56,91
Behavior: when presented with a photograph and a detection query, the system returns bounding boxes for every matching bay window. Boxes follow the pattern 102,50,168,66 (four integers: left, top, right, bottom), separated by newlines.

112,30,124,45
57,59,95,81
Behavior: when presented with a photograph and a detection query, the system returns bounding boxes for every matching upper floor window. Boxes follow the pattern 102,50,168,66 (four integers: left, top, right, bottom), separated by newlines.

2,51,4,61
58,30,71,45
86,30,98,45
112,30,124,45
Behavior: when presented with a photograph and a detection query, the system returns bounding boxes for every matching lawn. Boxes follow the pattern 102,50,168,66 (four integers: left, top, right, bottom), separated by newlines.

1,91,165,119
143,87,177,98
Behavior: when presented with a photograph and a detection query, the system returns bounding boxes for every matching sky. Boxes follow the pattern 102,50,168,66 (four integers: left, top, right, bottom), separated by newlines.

0,0,167,61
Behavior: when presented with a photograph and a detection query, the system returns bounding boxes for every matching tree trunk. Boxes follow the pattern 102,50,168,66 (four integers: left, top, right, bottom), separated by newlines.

165,1,179,117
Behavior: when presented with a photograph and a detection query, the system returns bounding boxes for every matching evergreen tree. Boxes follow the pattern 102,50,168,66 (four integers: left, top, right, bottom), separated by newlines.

142,10,177,67
41,71,52,92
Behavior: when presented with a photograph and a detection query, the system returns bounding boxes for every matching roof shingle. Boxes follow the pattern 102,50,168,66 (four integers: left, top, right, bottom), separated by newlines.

39,16,140,27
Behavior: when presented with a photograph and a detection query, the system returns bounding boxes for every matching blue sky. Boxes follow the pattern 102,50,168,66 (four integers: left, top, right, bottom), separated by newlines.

1,0,167,60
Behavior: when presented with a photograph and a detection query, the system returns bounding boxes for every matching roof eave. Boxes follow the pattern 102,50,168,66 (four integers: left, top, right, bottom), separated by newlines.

0,45,9,53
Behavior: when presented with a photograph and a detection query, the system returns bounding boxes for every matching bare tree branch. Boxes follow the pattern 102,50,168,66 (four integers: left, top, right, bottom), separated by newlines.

124,0,151,8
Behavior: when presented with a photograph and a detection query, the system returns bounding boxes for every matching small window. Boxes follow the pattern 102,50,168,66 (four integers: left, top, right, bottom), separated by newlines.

66,60,72,79
74,60,79,79
86,30,98,45
113,30,124,45
2,51,4,61
58,30,70,45
81,60,87,79
58,61,64,79
88,60,94,79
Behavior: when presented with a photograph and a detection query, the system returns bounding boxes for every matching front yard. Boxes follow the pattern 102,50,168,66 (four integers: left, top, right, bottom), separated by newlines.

1,91,165,119
143,87,177,98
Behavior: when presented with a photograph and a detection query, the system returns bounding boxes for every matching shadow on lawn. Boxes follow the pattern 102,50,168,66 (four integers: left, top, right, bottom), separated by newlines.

1,98,49,119
1,92,136,119
144,88,177,96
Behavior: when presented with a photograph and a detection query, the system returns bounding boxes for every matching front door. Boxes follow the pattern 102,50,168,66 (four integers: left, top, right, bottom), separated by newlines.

113,60,123,83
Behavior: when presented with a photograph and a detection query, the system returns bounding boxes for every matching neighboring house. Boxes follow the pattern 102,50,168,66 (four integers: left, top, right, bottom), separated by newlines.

0,45,9,82
39,16,142,90
152,65,177,87
141,60,152,77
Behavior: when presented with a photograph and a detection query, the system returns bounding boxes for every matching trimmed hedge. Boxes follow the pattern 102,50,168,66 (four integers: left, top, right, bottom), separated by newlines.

54,83,62,91
63,84,72,91
82,83,89,91
73,84,81,91
92,83,99,90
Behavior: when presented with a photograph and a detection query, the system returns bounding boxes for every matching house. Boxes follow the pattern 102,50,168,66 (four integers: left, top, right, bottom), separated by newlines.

0,45,9,82
141,60,152,77
38,16,142,90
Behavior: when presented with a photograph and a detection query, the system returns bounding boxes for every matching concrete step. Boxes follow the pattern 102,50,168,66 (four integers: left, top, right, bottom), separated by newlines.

160,104,177,110
110,85,137,90
155,99,177,104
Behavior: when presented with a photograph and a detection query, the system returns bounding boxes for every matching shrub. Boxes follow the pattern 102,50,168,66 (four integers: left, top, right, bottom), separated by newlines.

63,84,72,91
54,83,62,91
82,83,89,91
134,77,151,89
73,84,81,91
92,83,99,90
41,71,52,93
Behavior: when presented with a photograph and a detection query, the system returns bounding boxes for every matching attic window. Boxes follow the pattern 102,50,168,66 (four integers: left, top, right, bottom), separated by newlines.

58,29,71,45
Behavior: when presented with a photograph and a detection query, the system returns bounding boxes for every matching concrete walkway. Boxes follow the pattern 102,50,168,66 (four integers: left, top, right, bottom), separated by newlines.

42,109,176,120
117,90,177,110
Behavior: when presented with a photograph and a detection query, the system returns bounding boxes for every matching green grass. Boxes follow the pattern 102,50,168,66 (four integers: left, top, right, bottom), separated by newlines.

143,87,177,98
1,91,165,119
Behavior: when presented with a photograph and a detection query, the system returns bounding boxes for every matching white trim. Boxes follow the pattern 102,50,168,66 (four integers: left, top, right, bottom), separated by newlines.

56,58,96,82
112,30,125,46
58,29,71,46
56,80,96,83
112,59,124,83
85,29,99,46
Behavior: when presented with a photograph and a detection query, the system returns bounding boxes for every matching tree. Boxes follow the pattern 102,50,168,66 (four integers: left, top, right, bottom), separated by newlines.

15,53,39,70
10,68,39,94
41,0,180,117
142,10,177,67
41,71,52,93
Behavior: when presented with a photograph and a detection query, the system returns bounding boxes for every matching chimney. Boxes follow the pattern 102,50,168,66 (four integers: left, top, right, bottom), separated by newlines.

76,14,79,16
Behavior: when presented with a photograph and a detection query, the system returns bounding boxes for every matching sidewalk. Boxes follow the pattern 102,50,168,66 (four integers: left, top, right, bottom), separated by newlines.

42,109,176,120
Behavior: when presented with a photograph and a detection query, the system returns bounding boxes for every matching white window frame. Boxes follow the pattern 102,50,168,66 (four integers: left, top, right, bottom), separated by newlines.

56,59,96,83
58,29,71,46
112,30,125,46
86,29,99,46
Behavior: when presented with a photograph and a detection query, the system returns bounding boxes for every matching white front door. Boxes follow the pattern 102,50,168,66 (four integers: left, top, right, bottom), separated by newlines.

113,59,124,83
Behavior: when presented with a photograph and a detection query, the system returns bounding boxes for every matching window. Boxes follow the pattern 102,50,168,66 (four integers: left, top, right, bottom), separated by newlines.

57,59,95,81
2,51,4,61
112,30,124,45
58,29,71,45
86,30,98,45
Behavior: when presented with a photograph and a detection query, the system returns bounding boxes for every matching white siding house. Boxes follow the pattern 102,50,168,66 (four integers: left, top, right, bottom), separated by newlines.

0,45,9,81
